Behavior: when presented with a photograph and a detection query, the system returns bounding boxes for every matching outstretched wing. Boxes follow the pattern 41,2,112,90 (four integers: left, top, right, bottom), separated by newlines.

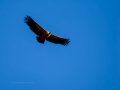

24,15,47,36
46,34,70,46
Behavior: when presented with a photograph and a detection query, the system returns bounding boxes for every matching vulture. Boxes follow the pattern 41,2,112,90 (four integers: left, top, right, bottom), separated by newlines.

24,15,70,46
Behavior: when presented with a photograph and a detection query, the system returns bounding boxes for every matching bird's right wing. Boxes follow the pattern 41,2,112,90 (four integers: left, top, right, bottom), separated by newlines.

24,15,47,36
46,34,70,46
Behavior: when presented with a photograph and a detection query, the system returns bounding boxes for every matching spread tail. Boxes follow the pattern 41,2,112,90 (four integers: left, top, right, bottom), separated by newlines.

36,37,45,44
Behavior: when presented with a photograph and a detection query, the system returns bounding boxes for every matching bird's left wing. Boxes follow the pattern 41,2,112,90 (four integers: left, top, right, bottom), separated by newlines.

24,15,47,36
46,34,70,46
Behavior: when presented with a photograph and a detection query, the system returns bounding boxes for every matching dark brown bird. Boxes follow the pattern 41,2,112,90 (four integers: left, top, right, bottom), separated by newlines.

24,15,70,46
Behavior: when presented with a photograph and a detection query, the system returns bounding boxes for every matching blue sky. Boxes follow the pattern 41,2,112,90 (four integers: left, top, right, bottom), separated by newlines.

0,0,119,90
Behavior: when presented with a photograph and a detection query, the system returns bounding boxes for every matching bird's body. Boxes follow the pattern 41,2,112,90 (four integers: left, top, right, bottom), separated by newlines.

40,33,48,40
40,31,50,40
24,15,70,46
37,31,51,43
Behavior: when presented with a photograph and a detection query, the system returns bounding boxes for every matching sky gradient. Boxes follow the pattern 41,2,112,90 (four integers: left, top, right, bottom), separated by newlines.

0,0,119,90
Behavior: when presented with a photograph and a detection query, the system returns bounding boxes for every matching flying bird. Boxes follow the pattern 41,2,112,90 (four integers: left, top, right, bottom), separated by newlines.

24,15,70,46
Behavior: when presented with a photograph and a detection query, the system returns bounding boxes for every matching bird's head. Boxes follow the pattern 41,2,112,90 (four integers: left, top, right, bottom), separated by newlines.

46,31,51,38
48,32,51,35
47,31,51,35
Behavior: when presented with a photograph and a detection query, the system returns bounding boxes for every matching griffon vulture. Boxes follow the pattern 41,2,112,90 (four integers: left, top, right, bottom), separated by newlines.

24,15,70,46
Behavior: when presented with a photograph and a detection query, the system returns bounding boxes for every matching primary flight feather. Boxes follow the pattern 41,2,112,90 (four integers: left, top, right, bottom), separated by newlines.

24,15,70,46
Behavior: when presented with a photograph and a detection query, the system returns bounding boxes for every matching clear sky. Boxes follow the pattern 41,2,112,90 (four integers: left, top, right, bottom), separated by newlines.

0,0,119,90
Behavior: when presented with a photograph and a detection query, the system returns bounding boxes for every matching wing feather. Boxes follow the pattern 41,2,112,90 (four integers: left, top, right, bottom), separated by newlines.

24,15,47,36
46,34,70,46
